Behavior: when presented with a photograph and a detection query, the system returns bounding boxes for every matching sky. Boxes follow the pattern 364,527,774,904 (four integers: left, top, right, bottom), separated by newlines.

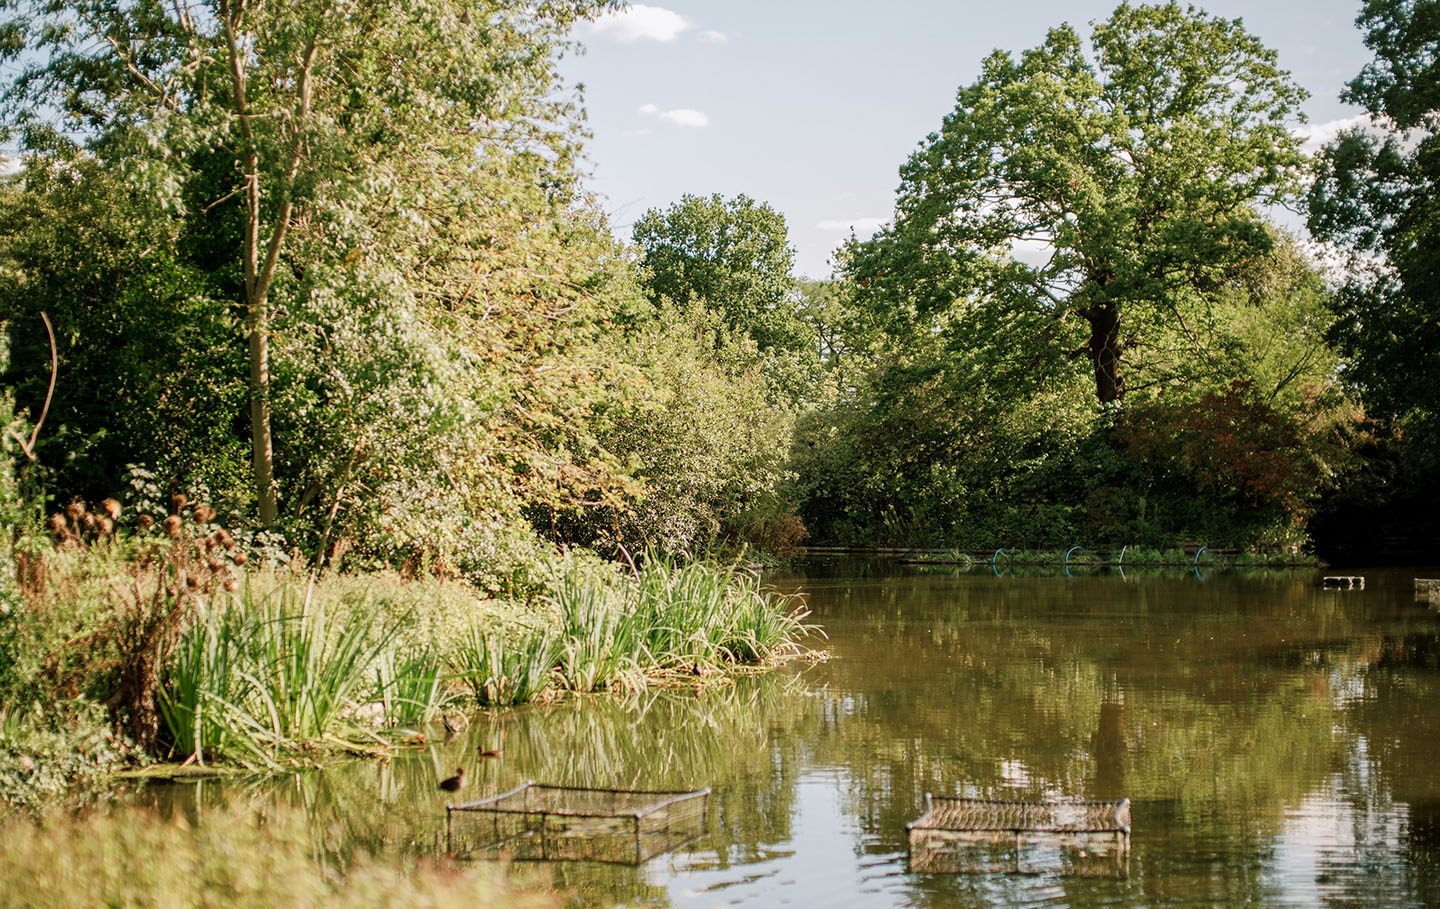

561,1,1377,278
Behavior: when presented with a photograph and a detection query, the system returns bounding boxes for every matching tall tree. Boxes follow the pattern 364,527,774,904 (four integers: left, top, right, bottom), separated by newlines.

0,0,615,523
845,2,1309,404
632,193,804,355
1307,0,1440,427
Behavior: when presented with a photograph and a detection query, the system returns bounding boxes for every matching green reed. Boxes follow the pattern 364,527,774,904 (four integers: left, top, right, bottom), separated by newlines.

449,624,557,706
157,581,407,765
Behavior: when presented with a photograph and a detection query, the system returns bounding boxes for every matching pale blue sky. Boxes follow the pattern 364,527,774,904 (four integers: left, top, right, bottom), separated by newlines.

562,1,1375,277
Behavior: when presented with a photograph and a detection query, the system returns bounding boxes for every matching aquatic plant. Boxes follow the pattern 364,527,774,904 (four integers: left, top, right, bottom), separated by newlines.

552,566,646,693
372,646,457,728
449,624,557,706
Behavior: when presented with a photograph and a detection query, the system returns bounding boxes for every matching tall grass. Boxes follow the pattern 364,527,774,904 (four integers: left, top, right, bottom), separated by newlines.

372,646,456,728
157,582,411,766
629,554,812,665
552,565,649,693
449,624,556,706
156,598,255,762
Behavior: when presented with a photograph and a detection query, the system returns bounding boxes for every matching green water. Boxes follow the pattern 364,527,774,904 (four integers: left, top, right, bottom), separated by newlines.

142,563,1440,906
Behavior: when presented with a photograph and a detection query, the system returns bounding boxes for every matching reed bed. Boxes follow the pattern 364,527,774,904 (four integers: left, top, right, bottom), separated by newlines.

450,624,557,706
157,582,412,767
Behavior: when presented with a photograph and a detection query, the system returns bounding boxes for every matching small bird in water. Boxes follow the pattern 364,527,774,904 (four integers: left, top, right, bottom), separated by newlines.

438,767,466,793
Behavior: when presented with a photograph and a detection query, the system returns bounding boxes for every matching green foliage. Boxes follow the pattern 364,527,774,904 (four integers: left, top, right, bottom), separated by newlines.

1304,0,1440,558
450,624,557,707
845,1,1308,405
1116,381,1327,544
0,1,649,581
0,700,136,813
0,161,250,504
633,193,806,355
558,300,800,555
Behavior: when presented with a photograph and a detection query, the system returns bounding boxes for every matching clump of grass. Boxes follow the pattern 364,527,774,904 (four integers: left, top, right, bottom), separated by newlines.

156,581,411,767
373,646,457,727
552,566,646,693
629,554,810,666
450,625,557,706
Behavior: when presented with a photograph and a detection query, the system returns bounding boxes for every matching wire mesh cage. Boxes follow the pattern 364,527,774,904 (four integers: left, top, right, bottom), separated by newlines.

447,781,711,865
907,795,1131,877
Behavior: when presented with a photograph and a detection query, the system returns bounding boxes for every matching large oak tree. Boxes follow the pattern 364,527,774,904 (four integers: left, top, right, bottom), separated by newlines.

845,2,1309,404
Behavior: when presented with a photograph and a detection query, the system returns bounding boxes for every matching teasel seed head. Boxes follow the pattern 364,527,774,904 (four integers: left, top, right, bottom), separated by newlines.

193,504,216,524
170,493,188,513
232,551,248,567
101,498,122,521
138,514,154,531
65,500,85,522
162,515,182,539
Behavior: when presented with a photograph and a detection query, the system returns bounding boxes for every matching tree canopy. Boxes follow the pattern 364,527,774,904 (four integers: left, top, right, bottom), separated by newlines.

0,0,617,524
845,1,1309,404
1308,0,1440,427
632,193,805,355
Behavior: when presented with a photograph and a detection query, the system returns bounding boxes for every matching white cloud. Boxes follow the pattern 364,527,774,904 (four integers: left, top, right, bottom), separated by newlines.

639,103,709,128
817,217,887,236
588,5,691,44
1293,114,1373,153
700,29,728,43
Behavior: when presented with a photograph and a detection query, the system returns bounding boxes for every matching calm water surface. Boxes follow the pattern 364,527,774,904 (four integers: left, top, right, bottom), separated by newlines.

144,563,1440,907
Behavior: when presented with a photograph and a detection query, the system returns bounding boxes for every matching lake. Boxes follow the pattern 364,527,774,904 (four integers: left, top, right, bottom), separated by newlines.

140,561,1440,907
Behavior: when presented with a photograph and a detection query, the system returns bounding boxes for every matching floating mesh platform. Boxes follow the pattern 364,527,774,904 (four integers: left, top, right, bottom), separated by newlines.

446,781,710,865
907,795,1131,876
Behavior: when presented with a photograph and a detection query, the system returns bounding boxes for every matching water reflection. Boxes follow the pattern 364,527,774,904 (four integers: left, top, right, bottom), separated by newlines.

133,565,1440,906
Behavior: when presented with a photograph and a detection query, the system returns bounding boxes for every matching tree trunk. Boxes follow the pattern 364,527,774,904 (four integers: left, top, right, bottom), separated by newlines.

1087,301,1123,404
248,300,278,524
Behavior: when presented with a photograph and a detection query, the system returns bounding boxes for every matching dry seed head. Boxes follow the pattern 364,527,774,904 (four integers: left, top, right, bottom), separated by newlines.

185,575,199,590
207,557,224,571
232,552,248,567
162,514,182,539
138,514,154,531
101,498,121,521
170,494,188,513
65,501,85,522
47,513,67,536
193,504,215,524
223,577,239,592
81,513,96,530
218,531,236,551
98,516,114,536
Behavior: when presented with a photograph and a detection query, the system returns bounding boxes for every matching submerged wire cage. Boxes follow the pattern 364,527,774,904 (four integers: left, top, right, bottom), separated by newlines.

447,781,711,865
907,795,1131,877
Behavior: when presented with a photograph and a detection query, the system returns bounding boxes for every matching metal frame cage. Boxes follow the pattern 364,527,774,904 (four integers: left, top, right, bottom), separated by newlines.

906,795,1132,876
446,781,711,865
